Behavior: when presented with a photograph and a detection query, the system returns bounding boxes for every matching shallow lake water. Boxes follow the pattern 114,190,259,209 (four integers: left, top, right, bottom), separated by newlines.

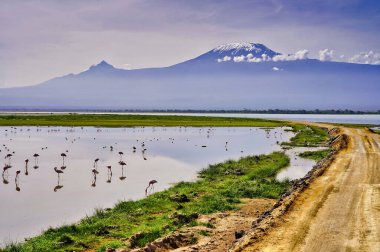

276,147,328,181
0,126,317,245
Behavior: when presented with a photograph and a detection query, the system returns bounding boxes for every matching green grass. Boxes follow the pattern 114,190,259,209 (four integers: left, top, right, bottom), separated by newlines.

298,149,332,162
0,114,285,127
0,152,290,252
282,124,329,147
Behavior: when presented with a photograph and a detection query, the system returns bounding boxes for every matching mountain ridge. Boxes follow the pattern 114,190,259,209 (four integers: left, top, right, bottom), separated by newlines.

0,42,379,110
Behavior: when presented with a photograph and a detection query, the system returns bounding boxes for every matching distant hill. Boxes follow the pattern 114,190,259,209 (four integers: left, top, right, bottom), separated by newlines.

1,42,379,110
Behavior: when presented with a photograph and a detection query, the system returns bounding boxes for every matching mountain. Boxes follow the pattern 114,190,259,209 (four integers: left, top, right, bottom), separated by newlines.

1,42,379,110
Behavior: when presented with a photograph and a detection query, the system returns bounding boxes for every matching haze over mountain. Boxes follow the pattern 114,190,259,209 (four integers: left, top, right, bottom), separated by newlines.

1,43,379,111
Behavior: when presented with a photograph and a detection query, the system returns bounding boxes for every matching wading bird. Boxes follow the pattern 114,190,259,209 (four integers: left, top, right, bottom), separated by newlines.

119,161,126,180
33,153,39,168
118,151,124,161
94,158,100,168
145,179,157,195
61,153,67,166
54,167,64,180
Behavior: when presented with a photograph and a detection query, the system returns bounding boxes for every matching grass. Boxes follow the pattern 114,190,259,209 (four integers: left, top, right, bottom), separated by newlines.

282,124,329,147
1,152,290,252
298,149,332,162
0,114,285,127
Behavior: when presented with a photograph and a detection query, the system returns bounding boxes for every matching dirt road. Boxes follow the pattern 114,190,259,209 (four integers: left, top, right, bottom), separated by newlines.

236,127,380,252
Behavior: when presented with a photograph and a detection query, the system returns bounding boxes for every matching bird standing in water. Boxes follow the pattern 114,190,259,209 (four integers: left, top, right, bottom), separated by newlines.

145,179,157,195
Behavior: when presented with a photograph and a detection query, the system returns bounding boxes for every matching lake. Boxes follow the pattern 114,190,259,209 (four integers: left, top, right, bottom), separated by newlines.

0,126,316,245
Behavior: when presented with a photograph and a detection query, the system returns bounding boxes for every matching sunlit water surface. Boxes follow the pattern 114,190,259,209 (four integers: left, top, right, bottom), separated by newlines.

0,126,316,245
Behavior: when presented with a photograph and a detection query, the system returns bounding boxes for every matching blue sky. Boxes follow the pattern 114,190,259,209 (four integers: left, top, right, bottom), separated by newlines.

1,0,380,87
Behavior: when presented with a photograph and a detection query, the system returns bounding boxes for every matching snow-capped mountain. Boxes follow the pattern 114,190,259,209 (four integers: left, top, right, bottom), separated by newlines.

189,42,281,63
0,43,379,110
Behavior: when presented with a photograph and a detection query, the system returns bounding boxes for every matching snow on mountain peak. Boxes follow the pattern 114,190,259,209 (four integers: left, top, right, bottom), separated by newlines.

213,42,257,52
212,42,279,56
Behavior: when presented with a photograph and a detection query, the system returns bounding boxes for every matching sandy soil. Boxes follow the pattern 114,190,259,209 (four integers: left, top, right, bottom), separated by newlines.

234,127,380,252
171,198,276,252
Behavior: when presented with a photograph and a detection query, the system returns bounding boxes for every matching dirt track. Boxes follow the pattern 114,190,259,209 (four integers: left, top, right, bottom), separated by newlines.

237,127,380,252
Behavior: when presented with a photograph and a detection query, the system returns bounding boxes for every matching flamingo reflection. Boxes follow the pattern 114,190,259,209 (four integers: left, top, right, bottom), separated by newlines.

15,170,21,191
91,169,98,187
106,165,112,183
2,168,9,184
119,161,126,180
24,159,29,175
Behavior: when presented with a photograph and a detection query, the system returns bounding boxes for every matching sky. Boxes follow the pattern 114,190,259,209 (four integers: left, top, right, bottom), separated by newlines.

1,0,380,87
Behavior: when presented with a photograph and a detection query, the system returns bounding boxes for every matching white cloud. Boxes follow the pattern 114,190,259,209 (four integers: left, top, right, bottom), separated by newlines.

272,67,282,71
218,49,312,64
319,49,334,61
217,56,232,62
349,51,380,65
233,55,246,62
262,53,271,61
247,57,262,62
294,49,309,60
272,49,309,61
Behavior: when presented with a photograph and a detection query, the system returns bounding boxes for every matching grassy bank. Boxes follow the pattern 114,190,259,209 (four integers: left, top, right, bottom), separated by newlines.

282,124,329,147
2,152,290,252
0,114,285,127
298,149,332,162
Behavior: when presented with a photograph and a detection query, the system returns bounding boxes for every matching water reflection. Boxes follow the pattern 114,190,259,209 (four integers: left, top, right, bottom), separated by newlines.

276,147,328,181
2,169,9,184
24,159,29,175
106,165,112,183
119,161,127,181
15,170,21,192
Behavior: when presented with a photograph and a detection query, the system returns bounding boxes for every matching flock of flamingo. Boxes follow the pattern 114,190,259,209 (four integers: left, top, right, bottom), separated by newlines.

2,137,157,194
1,125,284,196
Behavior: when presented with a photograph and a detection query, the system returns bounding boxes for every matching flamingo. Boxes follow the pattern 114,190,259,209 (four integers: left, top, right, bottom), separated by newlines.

118,151,124,161
61,153,67,166
119,161,126,180
145,179,157,195
15,170,20,182
5,153,12,166
33,153,39,168
54,167,64,179
94,158,100,168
